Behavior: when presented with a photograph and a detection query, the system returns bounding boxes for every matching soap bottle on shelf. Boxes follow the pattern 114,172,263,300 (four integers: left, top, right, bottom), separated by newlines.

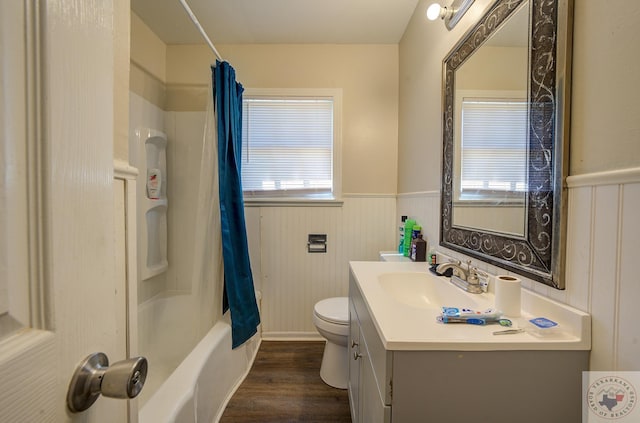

147,168,162,200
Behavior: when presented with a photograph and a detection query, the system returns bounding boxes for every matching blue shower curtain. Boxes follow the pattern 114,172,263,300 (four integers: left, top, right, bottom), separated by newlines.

212,61,260,348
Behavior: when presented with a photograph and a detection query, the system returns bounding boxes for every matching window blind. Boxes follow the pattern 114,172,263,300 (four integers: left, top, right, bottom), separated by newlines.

241,96,334,197
460,98,528,199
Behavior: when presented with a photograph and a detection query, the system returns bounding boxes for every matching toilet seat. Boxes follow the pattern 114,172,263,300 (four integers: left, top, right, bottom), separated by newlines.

313,297,348,325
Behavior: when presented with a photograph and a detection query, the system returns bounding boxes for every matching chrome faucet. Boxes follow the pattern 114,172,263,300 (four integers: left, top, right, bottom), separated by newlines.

436,260,487,294
436,260,468,280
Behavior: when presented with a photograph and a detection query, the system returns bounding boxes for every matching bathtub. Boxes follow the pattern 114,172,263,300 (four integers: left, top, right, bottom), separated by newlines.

139,295,261,423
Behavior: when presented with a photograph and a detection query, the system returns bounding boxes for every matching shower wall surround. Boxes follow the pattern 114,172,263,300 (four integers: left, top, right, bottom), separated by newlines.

131,90,228,402
134,129,168,281
130,92,167,302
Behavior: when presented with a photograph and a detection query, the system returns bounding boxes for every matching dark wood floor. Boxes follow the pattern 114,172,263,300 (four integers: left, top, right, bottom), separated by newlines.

219,341,352,423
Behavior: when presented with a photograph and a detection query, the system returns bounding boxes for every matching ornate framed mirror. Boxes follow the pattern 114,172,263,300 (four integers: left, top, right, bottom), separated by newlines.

440,0,573,288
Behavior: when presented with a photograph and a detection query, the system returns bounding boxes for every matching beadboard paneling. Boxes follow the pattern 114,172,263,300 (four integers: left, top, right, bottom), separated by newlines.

564,186,593,312
614,182,640,370
396,191,440,251
254,195,396,338
589,185,620,370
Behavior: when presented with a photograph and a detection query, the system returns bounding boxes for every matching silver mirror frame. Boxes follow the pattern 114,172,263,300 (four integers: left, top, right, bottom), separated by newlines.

440,0,573,289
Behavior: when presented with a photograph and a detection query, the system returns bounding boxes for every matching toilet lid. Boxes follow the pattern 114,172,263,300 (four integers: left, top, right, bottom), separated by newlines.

314,297,348,325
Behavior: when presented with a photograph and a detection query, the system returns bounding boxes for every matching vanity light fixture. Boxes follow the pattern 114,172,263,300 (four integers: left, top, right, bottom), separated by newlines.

426,0,475,30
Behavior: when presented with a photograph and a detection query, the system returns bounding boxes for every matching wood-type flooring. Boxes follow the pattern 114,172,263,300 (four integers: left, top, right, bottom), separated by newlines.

219,341,352,423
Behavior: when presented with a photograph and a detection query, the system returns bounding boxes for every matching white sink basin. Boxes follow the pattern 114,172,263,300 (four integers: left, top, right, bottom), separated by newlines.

378,272,482,310
350,261,591,351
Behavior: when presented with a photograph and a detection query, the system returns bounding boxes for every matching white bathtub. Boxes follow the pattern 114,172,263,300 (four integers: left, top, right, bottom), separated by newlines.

139,295,261,423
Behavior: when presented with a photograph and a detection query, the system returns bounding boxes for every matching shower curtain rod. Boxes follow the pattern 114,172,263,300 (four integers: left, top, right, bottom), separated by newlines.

178,0,224,62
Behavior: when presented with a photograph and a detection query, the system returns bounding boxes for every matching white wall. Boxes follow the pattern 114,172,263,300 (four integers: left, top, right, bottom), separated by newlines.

130,12,166,83
114,0,130,162
570,0,640,174
258,196,396,338
165,43,400,194
398,0,640,371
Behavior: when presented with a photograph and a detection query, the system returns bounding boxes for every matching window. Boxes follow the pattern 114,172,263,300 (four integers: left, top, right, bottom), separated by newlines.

241,89,342,201
458,97,528,202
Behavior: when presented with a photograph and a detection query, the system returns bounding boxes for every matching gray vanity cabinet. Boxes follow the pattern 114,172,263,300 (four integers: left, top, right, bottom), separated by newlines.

348,278,391,423
348,271,589,423
348,299,361,420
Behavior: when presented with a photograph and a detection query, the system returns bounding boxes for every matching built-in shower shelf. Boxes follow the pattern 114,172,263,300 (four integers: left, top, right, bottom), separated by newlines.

134,128,169,281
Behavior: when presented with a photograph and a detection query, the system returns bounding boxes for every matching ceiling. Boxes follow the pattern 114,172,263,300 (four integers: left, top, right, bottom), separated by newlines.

131,0,420,45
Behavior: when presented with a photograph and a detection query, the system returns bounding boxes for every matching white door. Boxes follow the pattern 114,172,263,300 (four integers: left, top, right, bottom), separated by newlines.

0,1,131,422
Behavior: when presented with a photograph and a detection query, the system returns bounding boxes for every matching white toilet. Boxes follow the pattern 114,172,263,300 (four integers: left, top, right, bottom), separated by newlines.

313,297,349,389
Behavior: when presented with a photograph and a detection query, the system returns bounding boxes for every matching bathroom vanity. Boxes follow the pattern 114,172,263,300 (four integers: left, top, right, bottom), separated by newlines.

348,261,590,423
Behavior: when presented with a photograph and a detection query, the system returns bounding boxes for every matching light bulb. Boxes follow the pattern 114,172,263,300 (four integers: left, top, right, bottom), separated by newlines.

426,3,443,21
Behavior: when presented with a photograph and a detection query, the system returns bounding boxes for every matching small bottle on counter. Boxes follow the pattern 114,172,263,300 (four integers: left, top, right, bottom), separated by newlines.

410,234,427,262
428,247,437,265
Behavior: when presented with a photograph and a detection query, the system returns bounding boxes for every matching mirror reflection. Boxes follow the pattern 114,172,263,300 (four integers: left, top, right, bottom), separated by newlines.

441,0,572,288
452,3,529,237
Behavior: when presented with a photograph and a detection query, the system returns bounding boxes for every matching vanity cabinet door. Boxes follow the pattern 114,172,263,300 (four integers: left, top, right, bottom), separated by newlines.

349,272,393,423
348,299,361,423
360,334,391,423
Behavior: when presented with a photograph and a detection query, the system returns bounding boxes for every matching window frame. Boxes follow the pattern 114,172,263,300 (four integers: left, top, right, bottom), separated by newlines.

241,88,343,207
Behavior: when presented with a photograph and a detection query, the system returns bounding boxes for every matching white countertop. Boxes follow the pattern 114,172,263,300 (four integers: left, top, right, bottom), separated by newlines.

349,261,591,351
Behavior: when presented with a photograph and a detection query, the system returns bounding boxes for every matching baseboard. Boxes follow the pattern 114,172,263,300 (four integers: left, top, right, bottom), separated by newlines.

261,331,324,341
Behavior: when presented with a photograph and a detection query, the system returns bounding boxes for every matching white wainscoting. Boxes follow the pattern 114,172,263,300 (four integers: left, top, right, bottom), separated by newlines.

396,191,441,254
397,168,640,371
565,168,640,371
248,195,397,339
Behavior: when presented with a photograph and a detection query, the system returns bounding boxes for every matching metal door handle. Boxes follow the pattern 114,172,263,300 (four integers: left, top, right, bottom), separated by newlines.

67,352,148,413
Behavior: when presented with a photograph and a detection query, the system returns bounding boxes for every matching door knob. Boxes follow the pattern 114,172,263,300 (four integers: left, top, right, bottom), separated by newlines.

67,352,148,413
